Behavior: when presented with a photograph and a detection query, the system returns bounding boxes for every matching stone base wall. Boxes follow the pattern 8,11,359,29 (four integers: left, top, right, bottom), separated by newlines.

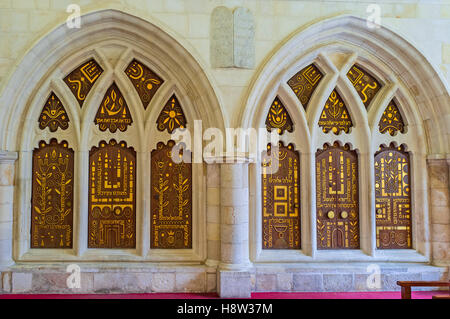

0,263,447,294
0,265,217,294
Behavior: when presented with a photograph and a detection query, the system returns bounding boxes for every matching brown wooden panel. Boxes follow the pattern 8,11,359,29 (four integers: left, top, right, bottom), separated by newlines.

125,59,164,110
38,92,69,132
151,140,192,249
94,82,133,133
378,99,405,136
156,95,187,134
316,143,359,249
375,144,412,249
262,142,300,249
287,64,323,109
347,64,381,108
318,89,353,134
265,97,293,134
31,139,74,248
63,59,103,108
88,140,136,248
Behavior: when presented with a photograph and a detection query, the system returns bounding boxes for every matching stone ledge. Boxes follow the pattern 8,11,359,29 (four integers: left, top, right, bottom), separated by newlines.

1,263,447,294
0,151,18,163
0,265,213,294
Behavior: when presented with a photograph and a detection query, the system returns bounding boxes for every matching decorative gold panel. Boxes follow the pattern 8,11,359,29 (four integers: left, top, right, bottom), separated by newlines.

265,97,294,134
378,99,405,136
316,143,359,249
94,82,133,133
63,59,103,107
318,89,353,134
88,140,136,248
151,140,192,249
125,59,164,110
347,64,381,108
375,144,412,249
287,64,323,109
262,142,300,249
38,92,69,132
156,95,187,134
31,139,74,248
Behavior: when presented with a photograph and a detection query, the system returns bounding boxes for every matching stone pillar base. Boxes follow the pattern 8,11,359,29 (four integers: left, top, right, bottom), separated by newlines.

218,270,251,298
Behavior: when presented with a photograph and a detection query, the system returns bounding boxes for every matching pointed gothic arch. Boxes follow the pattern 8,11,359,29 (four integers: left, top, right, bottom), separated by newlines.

244,15,448,263
0,9,225,262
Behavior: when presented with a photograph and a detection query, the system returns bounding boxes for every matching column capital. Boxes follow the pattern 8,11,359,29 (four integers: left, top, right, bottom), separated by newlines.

0,151,18,163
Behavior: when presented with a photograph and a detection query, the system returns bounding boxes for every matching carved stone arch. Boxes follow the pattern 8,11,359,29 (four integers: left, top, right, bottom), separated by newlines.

240,15,449,156
244,15,447,261
20,79,81,153
0,9,226,151
5,9,223,262
249,83,312,262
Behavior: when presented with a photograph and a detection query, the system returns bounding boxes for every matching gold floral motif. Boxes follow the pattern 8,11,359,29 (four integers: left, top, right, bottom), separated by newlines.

378,99,405,136
156,95,187,133
265,97,294,134
38,92,69,132
318,89,353,134
31,139,74,248
151,140,192,249
94,82,133,133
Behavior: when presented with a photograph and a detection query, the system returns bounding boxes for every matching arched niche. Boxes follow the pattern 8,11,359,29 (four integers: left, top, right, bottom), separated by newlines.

0,9,226,262
243,15,447,263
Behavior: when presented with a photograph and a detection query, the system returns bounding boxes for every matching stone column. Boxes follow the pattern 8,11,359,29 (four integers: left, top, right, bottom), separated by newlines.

217,158,252,298
427,158,450,270
206,163,221,266
0,151,18,269
205,163,221,293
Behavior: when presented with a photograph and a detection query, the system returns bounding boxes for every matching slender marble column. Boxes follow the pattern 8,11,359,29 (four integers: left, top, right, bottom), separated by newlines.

0,152,18,269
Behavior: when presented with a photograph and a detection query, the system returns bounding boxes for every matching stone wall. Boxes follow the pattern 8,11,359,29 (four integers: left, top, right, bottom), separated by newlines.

0,0,449,297
428,158,450,267
0,0,449,129
0,263,447,293
0,152,17,268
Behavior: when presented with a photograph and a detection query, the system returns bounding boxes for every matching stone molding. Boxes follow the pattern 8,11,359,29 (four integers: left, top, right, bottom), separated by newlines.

0,152,18,163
